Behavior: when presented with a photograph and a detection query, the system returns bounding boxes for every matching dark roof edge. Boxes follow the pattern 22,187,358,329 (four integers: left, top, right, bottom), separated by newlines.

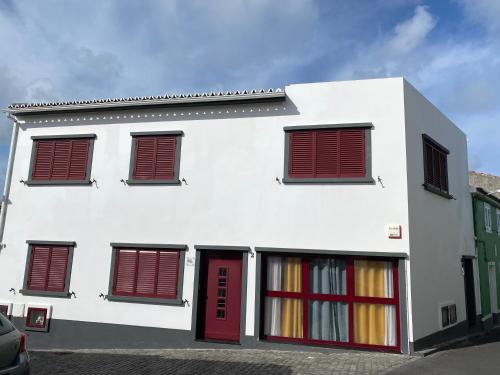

4,91,286,116
471,187,500,207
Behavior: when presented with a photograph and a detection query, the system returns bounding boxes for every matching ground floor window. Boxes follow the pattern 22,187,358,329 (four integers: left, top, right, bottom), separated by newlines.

263,255,399,350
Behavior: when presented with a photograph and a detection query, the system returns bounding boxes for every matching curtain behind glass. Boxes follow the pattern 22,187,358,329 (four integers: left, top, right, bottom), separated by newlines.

354,260,396,346
309,258,348,342
264,256,303,338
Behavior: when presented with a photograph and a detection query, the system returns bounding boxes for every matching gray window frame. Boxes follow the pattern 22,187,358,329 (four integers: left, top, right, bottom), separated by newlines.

107,243,187,305
282,123,374,184
20,240,76,298
422,134,453,200
26,134,96,186
126,131,183,185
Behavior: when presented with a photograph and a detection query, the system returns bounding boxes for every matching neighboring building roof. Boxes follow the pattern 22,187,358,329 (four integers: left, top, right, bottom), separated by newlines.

4,88,285,115
469,171,500,200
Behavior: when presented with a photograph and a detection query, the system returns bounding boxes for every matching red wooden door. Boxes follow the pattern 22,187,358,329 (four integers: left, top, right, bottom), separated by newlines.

204,256,242,342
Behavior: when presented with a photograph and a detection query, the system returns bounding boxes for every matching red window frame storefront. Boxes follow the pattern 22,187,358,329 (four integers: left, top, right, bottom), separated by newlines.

262,254,400,352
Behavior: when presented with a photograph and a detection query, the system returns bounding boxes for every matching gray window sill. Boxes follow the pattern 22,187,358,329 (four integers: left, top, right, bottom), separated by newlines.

107,295,183,306
423,183,454,199
282,177,375,184
20,289,71,298
25,179,92,186
126,179,181,185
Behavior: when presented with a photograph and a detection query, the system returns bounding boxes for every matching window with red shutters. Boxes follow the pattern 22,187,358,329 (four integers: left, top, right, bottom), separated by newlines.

112,248,180,300
131,135,178,181
286,127,367,180
29,136,94,182
26,245,70,293
423,135,449,195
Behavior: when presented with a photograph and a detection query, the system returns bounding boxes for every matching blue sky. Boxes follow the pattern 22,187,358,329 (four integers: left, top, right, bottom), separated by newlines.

0,0,499,185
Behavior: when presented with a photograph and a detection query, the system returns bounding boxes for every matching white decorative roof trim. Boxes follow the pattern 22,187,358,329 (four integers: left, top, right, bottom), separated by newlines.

5,88,285,114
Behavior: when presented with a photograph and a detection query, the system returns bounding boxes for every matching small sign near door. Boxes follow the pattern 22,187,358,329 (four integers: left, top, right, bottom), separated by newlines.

387,225,402,239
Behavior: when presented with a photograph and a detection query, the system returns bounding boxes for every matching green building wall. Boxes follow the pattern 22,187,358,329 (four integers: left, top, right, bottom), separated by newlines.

472,195,500,320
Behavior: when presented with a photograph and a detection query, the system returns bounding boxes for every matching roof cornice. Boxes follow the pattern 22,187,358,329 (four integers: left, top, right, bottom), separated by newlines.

4,89,285,116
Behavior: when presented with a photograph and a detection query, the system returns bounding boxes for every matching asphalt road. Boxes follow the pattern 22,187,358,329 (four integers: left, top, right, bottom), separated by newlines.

387,328,500,375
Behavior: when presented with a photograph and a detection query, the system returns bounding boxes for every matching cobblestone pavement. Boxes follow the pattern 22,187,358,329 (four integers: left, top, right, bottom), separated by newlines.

30,348,415,375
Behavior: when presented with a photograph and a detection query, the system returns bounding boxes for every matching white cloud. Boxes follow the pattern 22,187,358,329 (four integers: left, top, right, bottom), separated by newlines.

460,0,500,31
387,5,437,54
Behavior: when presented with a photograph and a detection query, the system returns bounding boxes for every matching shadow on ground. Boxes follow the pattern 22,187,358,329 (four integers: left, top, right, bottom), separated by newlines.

30,351,293,375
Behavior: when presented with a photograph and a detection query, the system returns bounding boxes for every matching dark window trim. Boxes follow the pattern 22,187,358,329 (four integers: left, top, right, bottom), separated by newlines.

190,247,248,343
25,307,50,332
283,125,373,184
26,136,96,186
194,245,251,252
423,183,454,200
107,244,187,306
422,134,450,154
31,134,97,140
126,132,183,185
255,247,408,258
20,242,75,298
422,134,451,199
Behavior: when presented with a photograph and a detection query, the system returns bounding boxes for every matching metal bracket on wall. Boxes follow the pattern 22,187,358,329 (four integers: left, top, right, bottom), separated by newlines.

182,299,190,307
98,293,108,300
120,179,127,185
19,179,26,185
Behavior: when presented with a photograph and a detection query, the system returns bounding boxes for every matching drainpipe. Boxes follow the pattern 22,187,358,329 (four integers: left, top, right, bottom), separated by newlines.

0,112,24,246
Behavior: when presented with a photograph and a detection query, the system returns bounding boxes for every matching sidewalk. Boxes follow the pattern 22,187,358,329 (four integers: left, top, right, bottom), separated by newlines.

30,348,415,375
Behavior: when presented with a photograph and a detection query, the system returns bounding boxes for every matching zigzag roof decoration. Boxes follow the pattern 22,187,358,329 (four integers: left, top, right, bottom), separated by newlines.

5,88,285,115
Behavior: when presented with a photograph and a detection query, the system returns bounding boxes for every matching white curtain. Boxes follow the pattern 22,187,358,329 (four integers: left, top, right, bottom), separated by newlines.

383,262,396,346
264,256,282,336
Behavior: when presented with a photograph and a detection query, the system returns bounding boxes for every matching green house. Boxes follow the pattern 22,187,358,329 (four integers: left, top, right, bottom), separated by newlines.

471,186,500,327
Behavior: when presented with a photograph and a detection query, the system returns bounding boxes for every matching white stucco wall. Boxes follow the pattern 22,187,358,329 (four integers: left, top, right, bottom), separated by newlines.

0,78,411,338
403,80,476,342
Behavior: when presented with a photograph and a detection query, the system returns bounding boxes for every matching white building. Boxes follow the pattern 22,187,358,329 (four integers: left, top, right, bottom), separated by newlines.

0,78,477,353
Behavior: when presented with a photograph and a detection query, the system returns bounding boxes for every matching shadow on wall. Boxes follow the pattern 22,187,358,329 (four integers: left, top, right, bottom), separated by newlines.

18,99,301,131
29,351,293,375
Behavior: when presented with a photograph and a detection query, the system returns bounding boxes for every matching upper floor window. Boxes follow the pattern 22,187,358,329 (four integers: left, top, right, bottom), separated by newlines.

28,135,95,185
21,241,75,297
127,131,183,185
283,124,373,183
108,243,186,305
484,203,492,233
423,134,450,197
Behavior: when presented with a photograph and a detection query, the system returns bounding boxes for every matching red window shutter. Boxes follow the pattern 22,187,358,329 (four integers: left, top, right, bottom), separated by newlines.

31,138,91,181
339,129,365,177
424,143,434,185
46,247,69,291
154,136,176,179
27,246,51,290
114,250,138,294
133,138,156,179
289,131,314,177
68,139,90,180
156,251,179,298
315,130,339,177
135,251,158,295
32,141,55,180
51,140,72,179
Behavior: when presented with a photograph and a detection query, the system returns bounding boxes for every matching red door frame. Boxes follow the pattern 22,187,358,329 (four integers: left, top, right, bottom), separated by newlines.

201,252,243,342
261,254,401,352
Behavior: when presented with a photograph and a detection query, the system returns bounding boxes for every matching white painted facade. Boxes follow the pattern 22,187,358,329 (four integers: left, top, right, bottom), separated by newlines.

0,77,475,351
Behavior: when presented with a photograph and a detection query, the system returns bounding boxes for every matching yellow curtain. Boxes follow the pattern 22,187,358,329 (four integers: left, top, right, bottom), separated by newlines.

281,257,303,338
354,260,386,345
